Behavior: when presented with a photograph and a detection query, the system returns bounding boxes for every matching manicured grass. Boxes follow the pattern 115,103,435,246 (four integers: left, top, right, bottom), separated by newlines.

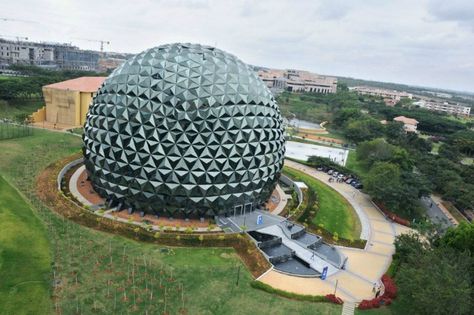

319,131,347,141
345,150,369,179
0,176,52,315
355,307,392,315
0,129,343,314
283,166,361,240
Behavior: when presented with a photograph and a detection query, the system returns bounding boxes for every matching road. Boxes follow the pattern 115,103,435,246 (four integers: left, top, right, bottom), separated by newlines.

259,160,414,302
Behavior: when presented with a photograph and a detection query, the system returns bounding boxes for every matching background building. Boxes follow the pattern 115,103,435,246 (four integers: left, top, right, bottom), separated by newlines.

258,68,337,94
31,76,105,128
350,86,413,106
0,37,130,72
393,116,419,133
413,99,471,117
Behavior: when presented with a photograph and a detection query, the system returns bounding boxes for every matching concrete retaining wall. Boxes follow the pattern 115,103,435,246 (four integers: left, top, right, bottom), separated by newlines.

280,174,303,208
57,157,84,190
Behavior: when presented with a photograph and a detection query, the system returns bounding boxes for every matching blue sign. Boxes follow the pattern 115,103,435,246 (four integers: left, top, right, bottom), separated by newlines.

257,215,263,225
321,266,328,280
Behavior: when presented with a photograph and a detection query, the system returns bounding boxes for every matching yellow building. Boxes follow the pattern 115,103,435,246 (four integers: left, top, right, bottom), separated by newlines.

31,76,106,129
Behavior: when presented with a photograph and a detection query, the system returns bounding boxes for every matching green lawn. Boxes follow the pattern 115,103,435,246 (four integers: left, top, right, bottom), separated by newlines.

0,99,44,121
0,176,52,315
283,166,361,240
345,150,369,179
0,129,343,314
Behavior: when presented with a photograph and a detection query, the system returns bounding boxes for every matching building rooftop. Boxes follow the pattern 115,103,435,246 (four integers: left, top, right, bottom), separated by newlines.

44,76,106,92
394,116,419,126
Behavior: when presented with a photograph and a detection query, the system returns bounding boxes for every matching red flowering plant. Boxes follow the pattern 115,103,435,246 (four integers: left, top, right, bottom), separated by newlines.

325,294,343,304
357,275,397,309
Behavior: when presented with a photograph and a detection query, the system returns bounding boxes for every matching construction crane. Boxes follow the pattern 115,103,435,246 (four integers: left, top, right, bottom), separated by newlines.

73,38,110,52
0,34,28,42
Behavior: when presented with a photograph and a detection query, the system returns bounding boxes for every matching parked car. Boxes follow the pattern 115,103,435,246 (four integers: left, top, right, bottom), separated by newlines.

351,181,363,189
328,169,334,175
338,174,344,179
345,178,354,184
317,166,323,171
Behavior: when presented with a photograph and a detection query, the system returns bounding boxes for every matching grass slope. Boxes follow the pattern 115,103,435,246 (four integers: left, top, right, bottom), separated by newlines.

0,176,52,315
283,166,361,240
0,130,342,314
0,99,44,121
345,150,369,179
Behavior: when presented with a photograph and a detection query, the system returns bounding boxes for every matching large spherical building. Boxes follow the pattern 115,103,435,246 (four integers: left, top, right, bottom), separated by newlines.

83,43,285,217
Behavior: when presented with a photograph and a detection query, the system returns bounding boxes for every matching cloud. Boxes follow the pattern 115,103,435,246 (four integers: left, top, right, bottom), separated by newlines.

0,0,473,92
427,0,474,31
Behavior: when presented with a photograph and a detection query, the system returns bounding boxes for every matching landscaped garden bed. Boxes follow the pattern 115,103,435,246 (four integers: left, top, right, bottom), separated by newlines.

37,153,271,278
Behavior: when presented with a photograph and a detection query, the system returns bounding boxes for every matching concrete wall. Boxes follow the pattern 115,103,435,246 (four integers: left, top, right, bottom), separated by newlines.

42,87,94,127
79,91,94,125
280,174,304,209
43,87,80,126
30,106,46,123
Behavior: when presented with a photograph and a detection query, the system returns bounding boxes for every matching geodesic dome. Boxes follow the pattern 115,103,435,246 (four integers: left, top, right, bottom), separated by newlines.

83,43,285,216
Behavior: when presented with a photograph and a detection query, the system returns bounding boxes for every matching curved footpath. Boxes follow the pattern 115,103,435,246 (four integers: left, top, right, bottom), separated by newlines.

259,160,412,302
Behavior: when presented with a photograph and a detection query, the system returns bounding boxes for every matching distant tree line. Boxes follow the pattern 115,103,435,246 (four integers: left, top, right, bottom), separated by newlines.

0,65,107,101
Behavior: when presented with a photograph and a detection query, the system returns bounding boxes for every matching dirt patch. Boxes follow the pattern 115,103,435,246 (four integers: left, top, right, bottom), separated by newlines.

113,211,210,228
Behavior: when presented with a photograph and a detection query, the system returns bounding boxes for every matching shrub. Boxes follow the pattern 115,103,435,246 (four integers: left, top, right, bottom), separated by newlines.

250,281,327,303
325,294,343,304
357,274,397,309
381,274,397,299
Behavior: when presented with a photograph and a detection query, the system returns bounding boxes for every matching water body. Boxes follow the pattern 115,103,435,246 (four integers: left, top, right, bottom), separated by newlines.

285,141,349,166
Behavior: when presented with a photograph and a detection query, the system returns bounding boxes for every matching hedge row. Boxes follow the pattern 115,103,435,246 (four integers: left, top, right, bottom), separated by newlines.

374,200,411,227
287,156,359,179
36,154,271,278
250,281,328,303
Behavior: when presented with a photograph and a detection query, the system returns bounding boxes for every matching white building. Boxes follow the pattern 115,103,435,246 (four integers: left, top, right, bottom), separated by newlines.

258,69,337,94
350,86,412,106
413,100,471,117
0,39,55,65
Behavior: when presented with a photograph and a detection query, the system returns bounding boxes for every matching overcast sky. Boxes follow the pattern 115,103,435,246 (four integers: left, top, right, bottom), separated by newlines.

1,0,473,92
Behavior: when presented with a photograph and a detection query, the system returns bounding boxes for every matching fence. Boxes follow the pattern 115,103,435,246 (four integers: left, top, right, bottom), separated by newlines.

0,121,33,140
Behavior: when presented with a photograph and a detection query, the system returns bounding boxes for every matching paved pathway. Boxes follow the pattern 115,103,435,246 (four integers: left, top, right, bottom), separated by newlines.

421,196,456,230
258,224,340,276
342,301,356,315
271,185,289,216
69,165,94,206
259,160,413,302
